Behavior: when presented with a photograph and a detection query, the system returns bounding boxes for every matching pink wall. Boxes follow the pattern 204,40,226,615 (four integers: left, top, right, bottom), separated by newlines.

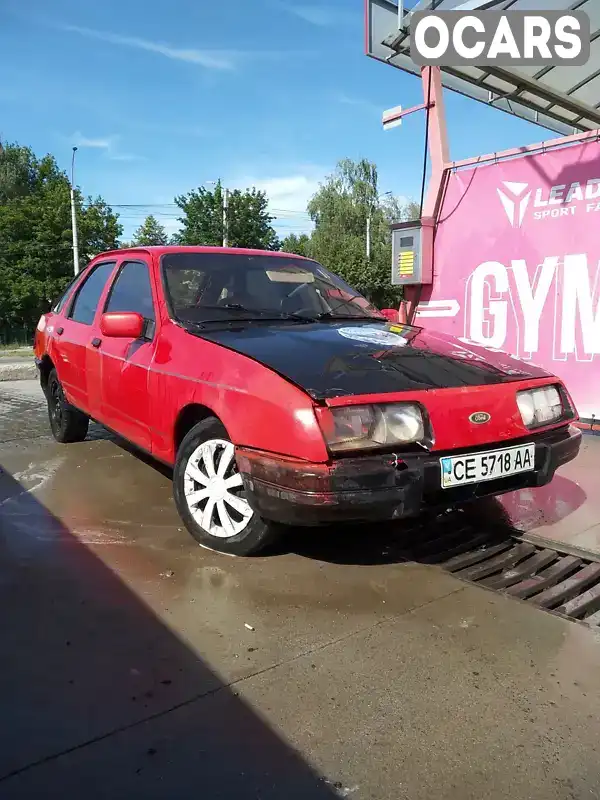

417,138,600,421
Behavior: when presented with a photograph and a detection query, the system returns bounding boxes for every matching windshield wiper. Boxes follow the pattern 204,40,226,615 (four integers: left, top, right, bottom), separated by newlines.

315,312,386,321
217,303,314,321
180,304,318,327
322,292,384,318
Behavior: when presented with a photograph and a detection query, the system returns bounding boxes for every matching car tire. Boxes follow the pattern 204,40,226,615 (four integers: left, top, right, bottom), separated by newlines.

173,417,280,557
46,369,90,443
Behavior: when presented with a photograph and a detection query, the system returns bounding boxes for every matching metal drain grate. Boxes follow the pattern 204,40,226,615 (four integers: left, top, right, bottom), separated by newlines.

405,520,600,629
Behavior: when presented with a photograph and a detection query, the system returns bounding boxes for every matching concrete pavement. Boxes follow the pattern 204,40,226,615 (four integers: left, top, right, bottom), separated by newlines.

1,381,600,799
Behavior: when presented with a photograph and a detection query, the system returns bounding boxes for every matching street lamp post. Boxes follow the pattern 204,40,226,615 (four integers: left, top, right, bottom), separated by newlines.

70,147,80,275
222,187,229,248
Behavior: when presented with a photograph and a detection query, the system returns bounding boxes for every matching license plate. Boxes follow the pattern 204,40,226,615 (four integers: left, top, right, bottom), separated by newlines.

440,443,535,489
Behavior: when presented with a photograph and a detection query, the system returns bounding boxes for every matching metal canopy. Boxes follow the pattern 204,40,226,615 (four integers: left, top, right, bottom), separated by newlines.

366,0,600,135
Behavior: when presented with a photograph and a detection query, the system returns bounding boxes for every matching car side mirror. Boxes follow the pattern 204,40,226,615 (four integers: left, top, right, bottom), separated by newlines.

100,312,145,339
380,308,399,322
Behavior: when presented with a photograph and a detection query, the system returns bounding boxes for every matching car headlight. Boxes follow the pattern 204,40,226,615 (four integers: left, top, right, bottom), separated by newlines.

517,385,563,428
320,403,426,452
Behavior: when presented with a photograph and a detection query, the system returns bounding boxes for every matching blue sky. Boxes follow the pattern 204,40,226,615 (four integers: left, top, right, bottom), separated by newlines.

2,0,552,240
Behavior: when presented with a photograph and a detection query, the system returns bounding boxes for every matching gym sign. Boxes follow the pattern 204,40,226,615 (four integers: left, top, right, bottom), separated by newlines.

409,10,590,67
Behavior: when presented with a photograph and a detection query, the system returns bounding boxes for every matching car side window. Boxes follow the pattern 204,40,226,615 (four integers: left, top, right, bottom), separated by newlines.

105,261,156,322
68,262,116,325
52,274,80,313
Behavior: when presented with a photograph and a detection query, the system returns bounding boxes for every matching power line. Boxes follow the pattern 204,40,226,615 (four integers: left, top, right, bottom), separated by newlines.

81,202,313,217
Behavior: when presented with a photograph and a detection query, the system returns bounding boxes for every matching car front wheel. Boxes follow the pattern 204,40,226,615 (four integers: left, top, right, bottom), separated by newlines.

46,369,90,443
173,418,280,556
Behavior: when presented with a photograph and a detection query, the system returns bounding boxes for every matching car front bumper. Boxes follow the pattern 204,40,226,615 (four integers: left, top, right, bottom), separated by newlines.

236,424,582,527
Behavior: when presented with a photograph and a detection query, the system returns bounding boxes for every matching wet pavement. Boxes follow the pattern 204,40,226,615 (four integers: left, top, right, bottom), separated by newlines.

2,381,600,799
498,433,600,557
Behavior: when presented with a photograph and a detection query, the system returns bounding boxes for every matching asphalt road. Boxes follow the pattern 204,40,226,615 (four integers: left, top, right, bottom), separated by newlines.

1,381,600,799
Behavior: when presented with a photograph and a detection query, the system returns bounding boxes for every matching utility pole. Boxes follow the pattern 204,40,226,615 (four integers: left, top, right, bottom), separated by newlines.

70,147,80,275
222,187,229,247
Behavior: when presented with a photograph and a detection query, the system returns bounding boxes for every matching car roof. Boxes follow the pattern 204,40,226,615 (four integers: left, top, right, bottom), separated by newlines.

93,245,312,262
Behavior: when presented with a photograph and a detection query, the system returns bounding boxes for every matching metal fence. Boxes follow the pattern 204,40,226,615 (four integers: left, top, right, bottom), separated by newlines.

0,326,34,348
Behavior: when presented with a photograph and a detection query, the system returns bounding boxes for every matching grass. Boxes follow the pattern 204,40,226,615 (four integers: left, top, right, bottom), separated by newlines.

0,344,33,359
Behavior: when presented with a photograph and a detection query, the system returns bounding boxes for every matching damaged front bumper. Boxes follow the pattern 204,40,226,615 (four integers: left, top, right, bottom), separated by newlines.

236,424,582,527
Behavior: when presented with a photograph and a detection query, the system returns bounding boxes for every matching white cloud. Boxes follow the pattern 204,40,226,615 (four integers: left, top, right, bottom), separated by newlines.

278,3,356,27
57,24,308,71
252,175,320,210
228,171,325,236
72,131,115,149
60,25,238,70
108,153,146,162
335,93,382,116
69,132,142,163
287,6,337,26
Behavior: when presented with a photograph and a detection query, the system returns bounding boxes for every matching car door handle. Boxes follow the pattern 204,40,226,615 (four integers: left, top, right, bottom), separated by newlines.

56,327,64,335
91,338,102,348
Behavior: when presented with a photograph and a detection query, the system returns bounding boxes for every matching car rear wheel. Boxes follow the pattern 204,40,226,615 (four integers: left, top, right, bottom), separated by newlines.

46,369,90,443
173,418,279,556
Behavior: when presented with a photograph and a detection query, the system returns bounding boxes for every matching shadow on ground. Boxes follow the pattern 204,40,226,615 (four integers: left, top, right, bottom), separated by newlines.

286,472,588,567
285,500,514,566
66,422,589,569
0,465,340,799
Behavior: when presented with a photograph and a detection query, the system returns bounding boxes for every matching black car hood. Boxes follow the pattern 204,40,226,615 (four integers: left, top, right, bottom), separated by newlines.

192,320,553,401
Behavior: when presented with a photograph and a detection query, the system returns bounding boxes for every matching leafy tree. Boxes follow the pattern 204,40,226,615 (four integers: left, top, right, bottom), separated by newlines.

280,232,311,257
78,196,122,260
174,180,279,250
0,141,122,330
306,158,417,308
0,142,38,204
382,195,421,225
131,214,169,246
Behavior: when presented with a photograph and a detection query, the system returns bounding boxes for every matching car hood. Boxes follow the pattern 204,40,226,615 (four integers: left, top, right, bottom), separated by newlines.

193,320,553,401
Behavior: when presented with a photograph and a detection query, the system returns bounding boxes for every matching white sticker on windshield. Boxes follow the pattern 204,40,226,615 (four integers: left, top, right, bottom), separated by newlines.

337,327,408,347
266,270,314,283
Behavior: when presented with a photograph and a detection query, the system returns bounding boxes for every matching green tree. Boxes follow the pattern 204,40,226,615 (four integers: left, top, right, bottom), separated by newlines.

382,195,421,225
280,232,311,257
306,158,418,307
78,196,122,260
131,214,169,246
0,142,38,204
174,180,279,250
0,141,122,330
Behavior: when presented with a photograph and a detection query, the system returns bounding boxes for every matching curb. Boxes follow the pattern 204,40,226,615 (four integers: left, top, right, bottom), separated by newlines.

0,362,37,382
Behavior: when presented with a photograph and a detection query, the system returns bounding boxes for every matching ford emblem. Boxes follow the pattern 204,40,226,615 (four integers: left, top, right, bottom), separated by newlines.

469,411,491,424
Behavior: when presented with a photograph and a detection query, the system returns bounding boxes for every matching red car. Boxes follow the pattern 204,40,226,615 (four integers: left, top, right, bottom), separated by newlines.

34,246,582,556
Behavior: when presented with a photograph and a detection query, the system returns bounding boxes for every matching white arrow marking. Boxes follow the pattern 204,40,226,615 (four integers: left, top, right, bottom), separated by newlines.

415,299,460,318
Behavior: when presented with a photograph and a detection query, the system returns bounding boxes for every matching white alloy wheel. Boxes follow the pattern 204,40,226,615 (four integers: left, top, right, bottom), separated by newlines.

183,438,253,538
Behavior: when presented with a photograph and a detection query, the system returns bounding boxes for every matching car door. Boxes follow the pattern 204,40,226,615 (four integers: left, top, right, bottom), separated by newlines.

51,261,117,415
96,258,158,451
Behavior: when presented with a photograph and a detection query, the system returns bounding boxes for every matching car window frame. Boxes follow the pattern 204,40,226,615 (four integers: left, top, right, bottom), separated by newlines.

102,258,158,341
52,273,82,314
65,261,118,326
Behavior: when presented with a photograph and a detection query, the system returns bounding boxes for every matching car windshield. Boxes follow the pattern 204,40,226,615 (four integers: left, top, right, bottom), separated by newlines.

161,252,386,325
